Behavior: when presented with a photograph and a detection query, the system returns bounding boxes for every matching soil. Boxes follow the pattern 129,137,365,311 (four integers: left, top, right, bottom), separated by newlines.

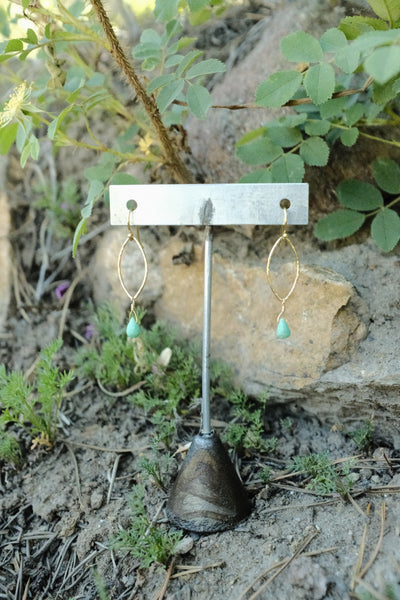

1,2,400,600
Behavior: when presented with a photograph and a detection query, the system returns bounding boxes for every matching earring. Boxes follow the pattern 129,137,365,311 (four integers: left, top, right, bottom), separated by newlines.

117,200,148,338
266,199,300,339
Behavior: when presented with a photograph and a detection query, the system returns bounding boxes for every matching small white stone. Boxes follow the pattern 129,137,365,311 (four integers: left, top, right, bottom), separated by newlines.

173,536,194,555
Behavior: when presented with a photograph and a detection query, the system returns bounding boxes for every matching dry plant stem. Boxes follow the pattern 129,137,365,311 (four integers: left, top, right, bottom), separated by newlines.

58,267,89,338
97,378,146,398
89,0,194,184
156,557,176,600
107,453,121,504
358,501,386,579
64,442,85,509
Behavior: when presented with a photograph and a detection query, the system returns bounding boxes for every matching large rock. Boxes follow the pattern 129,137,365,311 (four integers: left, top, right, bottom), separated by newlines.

154,238,368,391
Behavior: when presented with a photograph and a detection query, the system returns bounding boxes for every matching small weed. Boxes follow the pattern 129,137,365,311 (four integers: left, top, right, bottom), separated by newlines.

0,429,22,467
113,484,182,568
260,466,271,484
290,452,354,497
139,445,174,492
348,417,374,452
354,583,400,600
280,416,294,434
222,390,277,454
0,339,74,462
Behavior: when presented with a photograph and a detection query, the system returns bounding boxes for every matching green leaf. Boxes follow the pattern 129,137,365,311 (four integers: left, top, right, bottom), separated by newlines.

304,63,335,105
371,209,400,252
372,157,400,194
186,83,212,119
72,217,87,258
156,79,184,112
334,45,361,73
337,179,384,210
154,0,179,22
340,128,359,147
5,39,23,53
64,66,86,93
188,0,209,10
239,169,272,183
339,16,388,39
147,74,176,93
364,46,400,84
320,28,347,52
48,105,74,141
344,104,364,126
236,127,265,147
280,31,323,62
255,70,302,108
26,28,38,45
300,136,330,166
0,123,18,155
109,173,140,185
305,119,331,136
175,50,203,76
185,58,226,79
81,180,104,220
84,163,114,183
236,137,282,166
132,42,161,61
319,95,347,118
266,126,302,148
176,36,197,51
271,154,305,183
314,209,366,240
367,0,400,24
22,0,31,8
372,77,400,104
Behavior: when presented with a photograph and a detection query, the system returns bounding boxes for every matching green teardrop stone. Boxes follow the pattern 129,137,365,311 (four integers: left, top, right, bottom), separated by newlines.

277,318,291,339
126,316,140,338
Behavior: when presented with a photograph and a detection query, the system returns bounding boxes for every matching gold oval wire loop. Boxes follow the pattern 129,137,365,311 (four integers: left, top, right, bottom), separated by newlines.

266,207,300,316
117,209,148,306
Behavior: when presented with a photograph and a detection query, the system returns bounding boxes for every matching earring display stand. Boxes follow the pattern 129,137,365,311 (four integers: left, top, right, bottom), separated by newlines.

110,183,309,532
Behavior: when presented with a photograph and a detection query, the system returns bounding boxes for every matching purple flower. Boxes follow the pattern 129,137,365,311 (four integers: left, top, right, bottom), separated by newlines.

84,324,96,340
55,281,70,300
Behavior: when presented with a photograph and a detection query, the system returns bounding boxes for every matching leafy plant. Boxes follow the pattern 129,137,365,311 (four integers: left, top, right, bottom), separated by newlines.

315,158,400,251
290,452,354,497
139,442,174,492
113,483,182,568
222,389,278,454
0,428,22,467
347,417,375,452
235,0,400,249
0,339,74,461
76,303,202,446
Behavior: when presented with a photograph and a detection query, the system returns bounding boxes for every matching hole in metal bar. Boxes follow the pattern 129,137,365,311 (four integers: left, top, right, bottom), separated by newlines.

280,198,291,209
126,199,137,211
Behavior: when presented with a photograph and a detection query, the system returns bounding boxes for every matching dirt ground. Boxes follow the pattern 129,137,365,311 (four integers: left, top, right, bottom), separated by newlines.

1,1,400,599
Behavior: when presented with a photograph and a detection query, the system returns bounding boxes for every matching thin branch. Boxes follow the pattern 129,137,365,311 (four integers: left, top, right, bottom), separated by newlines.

173,79,374,112
89,0,194,184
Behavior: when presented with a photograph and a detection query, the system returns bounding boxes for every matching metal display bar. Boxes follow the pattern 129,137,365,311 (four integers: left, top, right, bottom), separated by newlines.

109,183,308,226
110,182,309,533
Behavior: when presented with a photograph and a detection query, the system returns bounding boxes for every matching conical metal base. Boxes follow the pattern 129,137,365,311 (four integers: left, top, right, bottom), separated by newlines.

166,431,251,533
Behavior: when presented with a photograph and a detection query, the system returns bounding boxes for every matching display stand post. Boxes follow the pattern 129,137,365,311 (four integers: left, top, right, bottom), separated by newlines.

110,183,308,532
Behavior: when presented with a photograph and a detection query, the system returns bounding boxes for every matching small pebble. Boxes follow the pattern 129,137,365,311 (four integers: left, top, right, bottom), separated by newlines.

174,536,194,555
90,489,104,509
371,475,381,484
348,472,360,483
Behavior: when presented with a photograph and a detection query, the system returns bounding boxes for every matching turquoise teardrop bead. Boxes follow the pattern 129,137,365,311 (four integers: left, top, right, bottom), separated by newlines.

126,316,140,338
277,318,291,339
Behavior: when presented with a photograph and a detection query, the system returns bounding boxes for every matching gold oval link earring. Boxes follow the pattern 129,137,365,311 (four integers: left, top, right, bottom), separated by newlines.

266,199,300,339
117,200,148,338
